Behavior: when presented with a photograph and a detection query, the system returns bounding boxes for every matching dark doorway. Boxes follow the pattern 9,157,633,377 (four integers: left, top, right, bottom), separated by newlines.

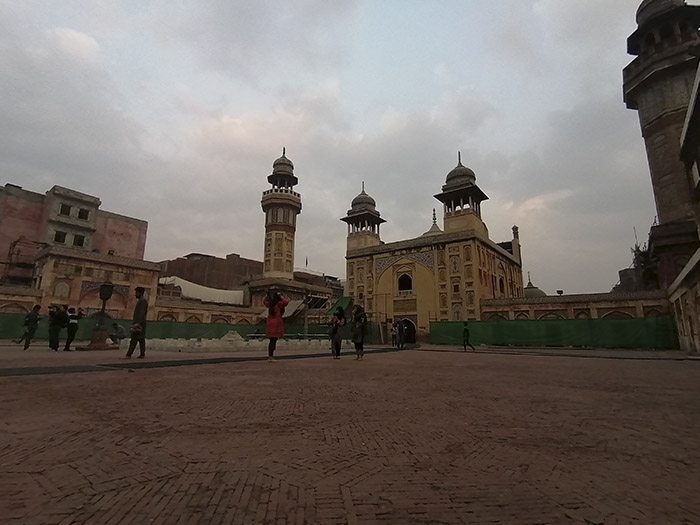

399,318,416,344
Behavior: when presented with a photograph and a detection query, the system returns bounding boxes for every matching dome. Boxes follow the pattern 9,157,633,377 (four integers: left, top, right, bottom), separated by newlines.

523,278,547,298
272,148,294,176
445,152,476,185
351,182,376,209
636,0,685,25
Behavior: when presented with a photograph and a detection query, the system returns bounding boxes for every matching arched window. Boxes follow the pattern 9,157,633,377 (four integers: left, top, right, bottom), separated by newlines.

601,311,633,320
398,274,412,291
54,281,70,298
499,277,505,294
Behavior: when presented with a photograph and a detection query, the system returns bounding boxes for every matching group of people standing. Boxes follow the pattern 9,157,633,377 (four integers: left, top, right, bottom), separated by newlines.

14,304,84,352
328,303,367,360
264,290,368,361
391,320,407,350
12,286,148,357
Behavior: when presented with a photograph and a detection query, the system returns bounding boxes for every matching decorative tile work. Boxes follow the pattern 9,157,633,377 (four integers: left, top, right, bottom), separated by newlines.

394,299,417,312
80,281,130,299
375,250,435,277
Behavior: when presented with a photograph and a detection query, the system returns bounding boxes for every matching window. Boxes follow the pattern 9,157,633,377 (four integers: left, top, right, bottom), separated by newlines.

73,235,85,247
453,283,460,293
54,231,67,243
54,281,70,298
78,208,89,220
59,204,71,216
398,274,412,291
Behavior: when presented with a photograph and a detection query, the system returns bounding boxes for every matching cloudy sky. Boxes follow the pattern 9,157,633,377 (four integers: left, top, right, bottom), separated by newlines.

1,0,680,294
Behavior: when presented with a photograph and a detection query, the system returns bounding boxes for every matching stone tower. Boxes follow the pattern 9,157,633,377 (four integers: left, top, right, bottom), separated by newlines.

341,183,385,251
433,153,489,237
623,0,700,286
261,149,302,280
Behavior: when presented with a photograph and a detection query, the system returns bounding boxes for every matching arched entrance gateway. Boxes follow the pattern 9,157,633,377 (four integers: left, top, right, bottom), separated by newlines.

398,318,416,344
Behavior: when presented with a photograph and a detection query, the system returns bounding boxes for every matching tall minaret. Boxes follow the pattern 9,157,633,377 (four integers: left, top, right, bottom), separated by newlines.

623,0,700,286
341,182,385,251
623,0,700,225
433,153,489,237
261,149,302,279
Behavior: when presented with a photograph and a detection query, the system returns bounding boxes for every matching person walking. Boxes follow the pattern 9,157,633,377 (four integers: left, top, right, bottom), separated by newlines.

463,321,476,352
396,320,406,350
264,290,288,362
351,305,368,360
48,305,68,352
330,306,346,359
125,287,148,359
390,320,398,347
14,305,41,350
63,307,84,351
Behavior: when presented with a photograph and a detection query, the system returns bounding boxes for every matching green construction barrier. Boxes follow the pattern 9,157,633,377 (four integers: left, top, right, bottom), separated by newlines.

429,317,679,350
0,313,377,344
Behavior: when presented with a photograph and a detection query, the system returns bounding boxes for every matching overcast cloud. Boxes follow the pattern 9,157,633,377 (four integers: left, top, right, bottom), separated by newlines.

1,0,674,294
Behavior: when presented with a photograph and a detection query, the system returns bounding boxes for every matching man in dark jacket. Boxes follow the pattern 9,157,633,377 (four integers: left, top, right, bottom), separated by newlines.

125,287,148,359
463,321,475,352
63,307,84,352
15,305,41,350
48,305,69,352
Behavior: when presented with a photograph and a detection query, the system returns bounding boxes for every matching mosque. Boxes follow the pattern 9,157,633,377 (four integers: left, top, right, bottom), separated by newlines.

0,0,695,349
341,155,524,341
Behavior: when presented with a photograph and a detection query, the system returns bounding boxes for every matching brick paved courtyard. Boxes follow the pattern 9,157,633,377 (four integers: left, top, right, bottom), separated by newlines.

1,349,699,524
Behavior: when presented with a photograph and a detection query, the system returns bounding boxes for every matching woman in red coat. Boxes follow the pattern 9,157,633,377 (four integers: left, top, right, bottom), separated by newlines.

264,290,289,362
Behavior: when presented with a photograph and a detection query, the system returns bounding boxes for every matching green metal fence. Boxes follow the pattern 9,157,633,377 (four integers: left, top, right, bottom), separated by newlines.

429,317,679,350
0,314,379,344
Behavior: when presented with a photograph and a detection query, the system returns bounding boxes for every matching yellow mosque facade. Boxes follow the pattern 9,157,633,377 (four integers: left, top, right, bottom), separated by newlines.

342,155,524,341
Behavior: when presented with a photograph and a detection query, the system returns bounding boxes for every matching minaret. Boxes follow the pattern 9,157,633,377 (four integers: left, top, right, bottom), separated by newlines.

623,0,700,286
341,182,385,251
261,149,302,279
624,0,700,225
433,152,489,237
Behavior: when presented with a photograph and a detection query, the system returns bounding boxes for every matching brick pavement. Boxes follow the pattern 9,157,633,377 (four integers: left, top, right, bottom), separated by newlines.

1,349,699,524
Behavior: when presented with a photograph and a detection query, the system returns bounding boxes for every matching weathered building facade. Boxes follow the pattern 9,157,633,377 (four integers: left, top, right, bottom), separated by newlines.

621,0,700,353
481,290,669,321
160,252,263,290
0,184,147,286
623,0,700,288
343,156,523,340
669,45,700,352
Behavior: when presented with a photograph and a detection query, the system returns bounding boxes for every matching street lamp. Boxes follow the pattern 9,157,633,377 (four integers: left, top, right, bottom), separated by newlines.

99,282,114,319
84,282,114,350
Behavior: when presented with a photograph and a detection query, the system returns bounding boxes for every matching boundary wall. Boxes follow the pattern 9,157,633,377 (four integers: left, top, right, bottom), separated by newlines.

429,317,679,350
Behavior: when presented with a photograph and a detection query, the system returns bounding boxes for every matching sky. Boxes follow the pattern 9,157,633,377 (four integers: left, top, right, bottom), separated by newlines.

1,0,684,294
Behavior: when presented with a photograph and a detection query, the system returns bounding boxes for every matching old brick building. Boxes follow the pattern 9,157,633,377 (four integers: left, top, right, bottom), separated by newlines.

621,0,700,353
623,0,700,288
669,48,700,352
160,252,262,290
0,184,147,286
